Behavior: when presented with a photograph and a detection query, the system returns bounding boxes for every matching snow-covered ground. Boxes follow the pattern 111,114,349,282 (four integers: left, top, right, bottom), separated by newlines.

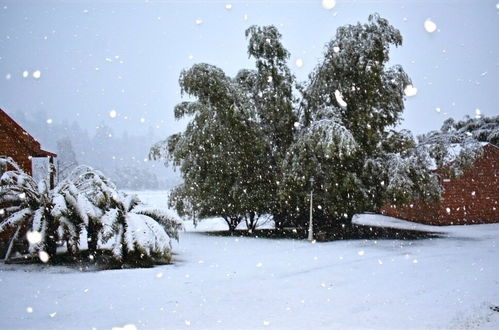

1,190,498,329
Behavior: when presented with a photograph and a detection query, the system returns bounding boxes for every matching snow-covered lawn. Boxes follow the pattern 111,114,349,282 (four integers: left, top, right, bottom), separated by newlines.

1,190,498,329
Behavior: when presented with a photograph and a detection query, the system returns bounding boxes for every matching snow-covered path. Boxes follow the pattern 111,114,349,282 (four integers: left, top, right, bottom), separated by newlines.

1,191,498,329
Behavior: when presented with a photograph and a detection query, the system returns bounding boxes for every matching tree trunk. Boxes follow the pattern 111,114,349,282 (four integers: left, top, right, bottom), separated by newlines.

245,212,258,232
223,216,241,233
4,226,21,261
274,212,286,231
87,220,101,257
43,216,60,261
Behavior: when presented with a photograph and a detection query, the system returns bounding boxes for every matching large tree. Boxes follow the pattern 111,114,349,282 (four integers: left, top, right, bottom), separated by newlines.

151,64,270,231
153,14,439,234
280,14,439,229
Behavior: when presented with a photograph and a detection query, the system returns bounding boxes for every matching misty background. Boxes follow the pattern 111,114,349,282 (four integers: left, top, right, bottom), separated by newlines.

1,0,498,189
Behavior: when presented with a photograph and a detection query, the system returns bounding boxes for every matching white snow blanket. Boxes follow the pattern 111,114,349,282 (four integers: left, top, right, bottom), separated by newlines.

1,191,498,329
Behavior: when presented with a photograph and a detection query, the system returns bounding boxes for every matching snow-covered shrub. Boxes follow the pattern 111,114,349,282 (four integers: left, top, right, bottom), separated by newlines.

99,192,182,266
0,158,59,260
0,161,181,267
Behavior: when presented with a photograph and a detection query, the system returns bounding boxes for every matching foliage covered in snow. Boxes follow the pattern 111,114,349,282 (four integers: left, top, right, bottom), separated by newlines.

151,14,442,233
417,115,498,177
0,160,180,266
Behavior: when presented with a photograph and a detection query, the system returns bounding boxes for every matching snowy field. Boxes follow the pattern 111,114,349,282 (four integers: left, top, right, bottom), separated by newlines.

1,190,498,329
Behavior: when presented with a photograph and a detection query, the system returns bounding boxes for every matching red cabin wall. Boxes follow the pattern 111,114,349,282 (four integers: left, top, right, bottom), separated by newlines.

382,144,498,225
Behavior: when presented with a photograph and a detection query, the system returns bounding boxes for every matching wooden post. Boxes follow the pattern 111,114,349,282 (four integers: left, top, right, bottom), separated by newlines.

48,156,56,189
308,177,314,241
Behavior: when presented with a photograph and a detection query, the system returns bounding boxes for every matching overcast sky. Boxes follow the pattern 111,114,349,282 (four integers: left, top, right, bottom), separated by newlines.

0,0,498,140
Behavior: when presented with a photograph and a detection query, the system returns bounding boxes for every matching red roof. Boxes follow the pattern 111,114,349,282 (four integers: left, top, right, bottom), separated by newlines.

0,108,57,157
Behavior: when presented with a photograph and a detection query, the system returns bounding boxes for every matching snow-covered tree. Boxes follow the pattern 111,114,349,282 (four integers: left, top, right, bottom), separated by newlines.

281,14,437,230
449,115,499,146
416,115,498,177
152,15,440,235
56,137,79,181
151,63,269,232
239,25,298,229
112,165,159,190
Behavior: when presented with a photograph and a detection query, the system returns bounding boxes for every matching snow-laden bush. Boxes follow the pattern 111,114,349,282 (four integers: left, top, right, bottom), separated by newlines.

99,192,182,266
0,158,59,260
0,161,181,266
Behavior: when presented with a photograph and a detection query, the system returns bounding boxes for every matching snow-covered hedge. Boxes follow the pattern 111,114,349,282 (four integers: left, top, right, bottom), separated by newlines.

0,160,181,267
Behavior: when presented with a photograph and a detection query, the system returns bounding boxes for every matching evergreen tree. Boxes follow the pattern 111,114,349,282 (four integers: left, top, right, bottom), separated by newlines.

56,137,79,181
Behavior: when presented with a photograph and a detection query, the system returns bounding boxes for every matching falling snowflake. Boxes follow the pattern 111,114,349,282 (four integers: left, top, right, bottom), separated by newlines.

267,76,273,83
26,307,33,313
263,320,270,326
155,272,164,279
22,70,29,78
111,324,137,330
435,107,441,113
32,70,41,79
321,0,336,10
185,320,191,326
295,58,304,68
140,117,146,123
334,90,347,108
38,251,50,263
19,192,26,199
424,19,437,33
358,250,365,256
333,46,340,53
256,262,263,267
195,19,203,25
26,231,42,244
404,84,418,97
225,3,232,10
474,108,481,119
109,109,117,118
243,14,249,21
49,312,57,318
5,73,11,80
